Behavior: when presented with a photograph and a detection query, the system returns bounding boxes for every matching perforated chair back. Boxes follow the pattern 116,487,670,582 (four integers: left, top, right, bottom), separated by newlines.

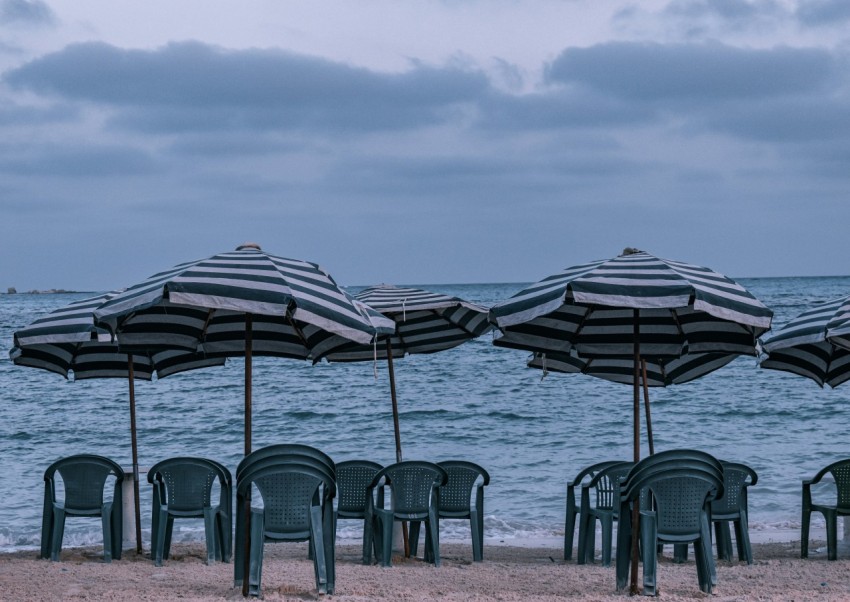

437,461,489,517
336,460,383,518
54,458,120,514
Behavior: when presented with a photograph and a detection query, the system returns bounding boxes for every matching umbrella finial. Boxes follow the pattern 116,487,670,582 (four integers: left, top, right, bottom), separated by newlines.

236,242,262,251
622,247,642,256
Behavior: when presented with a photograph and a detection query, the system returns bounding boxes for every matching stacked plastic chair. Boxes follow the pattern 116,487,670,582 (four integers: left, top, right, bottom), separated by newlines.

40,454,124,562
614,449,724,596
147,457,232,566
408,460,490,562
234,444,336,597
363,461,447,567
801,458,850,560
576,461,633,566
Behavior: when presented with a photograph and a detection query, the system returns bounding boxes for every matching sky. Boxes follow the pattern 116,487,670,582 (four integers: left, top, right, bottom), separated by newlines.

1,0,849,291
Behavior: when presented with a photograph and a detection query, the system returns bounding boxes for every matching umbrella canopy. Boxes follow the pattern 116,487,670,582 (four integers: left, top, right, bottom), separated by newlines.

759,294,850,388
527,350,737,387
10,291,225,554
92,244,395,455
317,285,490,460
491,250,772,361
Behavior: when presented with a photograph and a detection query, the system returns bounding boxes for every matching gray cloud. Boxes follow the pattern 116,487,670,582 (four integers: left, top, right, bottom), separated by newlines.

663,0,784,22
0,0,54,25
5,41,490,133
0,143,156,177
796,0,850,26
547,42,835,101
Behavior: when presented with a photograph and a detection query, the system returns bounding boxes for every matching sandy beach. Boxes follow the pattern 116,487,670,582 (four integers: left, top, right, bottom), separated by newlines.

1,538,848,601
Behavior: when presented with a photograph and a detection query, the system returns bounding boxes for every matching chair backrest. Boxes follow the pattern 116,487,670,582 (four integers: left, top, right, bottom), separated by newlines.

237,444,335,481
570,461,623,488
44,454,123,512
437,461,490,514
647,473,722,537
711,461,757,517
336,460,383,515
237,463,334,539
587,461,633,511
620,450,723,538
810,459,850,508
371,461,448,518
148,457,230,512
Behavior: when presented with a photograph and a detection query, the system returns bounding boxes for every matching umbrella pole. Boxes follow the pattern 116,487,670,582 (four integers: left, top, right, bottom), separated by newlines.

126,356,143,555
385,339,410,557
242,313,253,597
386,340,403,463
630,311,640,594
641,359,655,456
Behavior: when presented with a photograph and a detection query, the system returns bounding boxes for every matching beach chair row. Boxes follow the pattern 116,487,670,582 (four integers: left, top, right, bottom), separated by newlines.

39,446,490,597
563,450,850,596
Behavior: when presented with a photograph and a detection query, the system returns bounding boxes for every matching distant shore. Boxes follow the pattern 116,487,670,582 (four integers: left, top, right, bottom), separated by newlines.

3,288,86,294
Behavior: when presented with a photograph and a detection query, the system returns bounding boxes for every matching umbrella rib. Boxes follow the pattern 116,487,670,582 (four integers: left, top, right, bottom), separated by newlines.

199,309,215,344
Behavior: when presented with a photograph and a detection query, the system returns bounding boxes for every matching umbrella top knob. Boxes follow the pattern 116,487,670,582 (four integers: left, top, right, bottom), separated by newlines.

236,242,262,251
621,247,643,256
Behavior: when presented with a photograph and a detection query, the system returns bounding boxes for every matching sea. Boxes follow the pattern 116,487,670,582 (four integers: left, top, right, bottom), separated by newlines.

2,277,849,553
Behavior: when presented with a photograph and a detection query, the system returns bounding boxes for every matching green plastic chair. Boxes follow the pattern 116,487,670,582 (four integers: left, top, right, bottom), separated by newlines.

236,462,336,597
801,458,850,560
564,460,622,561
234,445,336,596
710,461,757,564
40,454,124,562
334,460,383,558
363,461,448,567
615,450,724,596
576,461,633,566
147,457,232,566
408,461,490,562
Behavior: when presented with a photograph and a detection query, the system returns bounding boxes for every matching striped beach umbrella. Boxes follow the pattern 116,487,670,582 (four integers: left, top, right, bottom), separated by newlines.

490,248,772,594
93,244,395,456
316,284,491,461
759,295,850,388
490,249,772,461
10,291,225,554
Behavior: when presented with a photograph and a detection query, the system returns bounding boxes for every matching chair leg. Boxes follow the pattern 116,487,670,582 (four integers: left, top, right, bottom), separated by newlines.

427,507,441,567
101,506,113,563
163,516,175,561
362,514,375,565
309,505,328,595
824,510,838,561
600,515,613,567
154,509,168,566
577,514,593,565
203,506,217,565
694,538,712,594
470,511,483,562
408,521,421,557
640,512,657,597
615,504,632,592
673,542,688,563
50,507,66,562
801,508,811,558
735,512,753,565
376,511,394,567
248,511,265,597
564,498,576,561
322,504,335,595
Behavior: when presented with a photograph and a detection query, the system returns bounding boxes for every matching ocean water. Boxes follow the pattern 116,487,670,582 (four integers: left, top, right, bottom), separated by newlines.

2,277,850,552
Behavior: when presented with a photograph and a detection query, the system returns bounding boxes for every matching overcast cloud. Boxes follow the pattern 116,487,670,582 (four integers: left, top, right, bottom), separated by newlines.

1,0,849,291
